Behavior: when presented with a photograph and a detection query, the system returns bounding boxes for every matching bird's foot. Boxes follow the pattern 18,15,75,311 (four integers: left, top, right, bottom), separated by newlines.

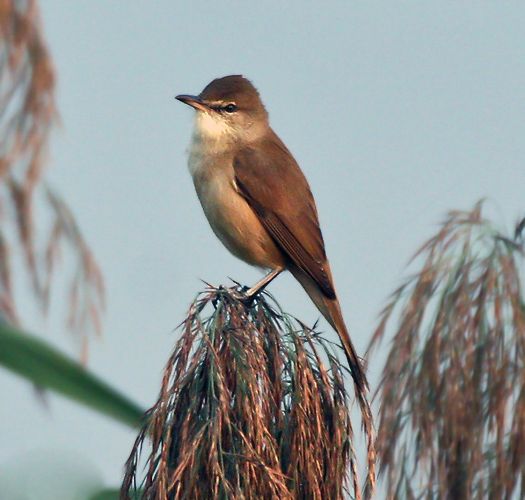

229,285,257,305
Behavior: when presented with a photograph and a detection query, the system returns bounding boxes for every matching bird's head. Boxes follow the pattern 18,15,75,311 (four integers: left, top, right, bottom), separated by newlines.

176,75,268,142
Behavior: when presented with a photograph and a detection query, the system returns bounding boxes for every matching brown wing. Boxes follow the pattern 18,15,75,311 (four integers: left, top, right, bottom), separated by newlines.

233,129,336,299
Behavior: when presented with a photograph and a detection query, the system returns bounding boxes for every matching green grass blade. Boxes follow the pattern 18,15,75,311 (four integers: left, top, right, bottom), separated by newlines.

89,488,142,500
89,489,118,500
0,322,145,428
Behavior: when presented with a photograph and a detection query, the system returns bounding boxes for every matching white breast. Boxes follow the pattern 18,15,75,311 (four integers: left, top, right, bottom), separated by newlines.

187,113,233,177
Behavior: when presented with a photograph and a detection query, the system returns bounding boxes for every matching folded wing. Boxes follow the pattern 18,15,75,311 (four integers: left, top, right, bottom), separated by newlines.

233,130,336,300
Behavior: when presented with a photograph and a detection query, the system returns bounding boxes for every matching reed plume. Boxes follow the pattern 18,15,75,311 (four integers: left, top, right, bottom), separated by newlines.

122,285,374,499
369,201,525,498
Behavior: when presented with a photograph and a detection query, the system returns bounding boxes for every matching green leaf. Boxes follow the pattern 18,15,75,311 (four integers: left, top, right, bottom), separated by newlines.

89,488,142,499
89,489,119,500
0,322,145,428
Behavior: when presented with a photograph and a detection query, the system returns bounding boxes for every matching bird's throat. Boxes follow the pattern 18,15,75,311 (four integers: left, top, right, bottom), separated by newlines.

194,112,234,142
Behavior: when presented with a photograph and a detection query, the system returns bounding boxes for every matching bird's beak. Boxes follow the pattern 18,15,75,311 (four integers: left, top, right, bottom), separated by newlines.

175,94,210,112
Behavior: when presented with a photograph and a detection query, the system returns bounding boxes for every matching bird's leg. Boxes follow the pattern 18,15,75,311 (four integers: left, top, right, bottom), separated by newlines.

244,267,284,298
230,268,283,302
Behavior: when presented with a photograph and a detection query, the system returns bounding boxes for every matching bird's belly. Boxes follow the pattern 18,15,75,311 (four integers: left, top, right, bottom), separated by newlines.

191,162,284,269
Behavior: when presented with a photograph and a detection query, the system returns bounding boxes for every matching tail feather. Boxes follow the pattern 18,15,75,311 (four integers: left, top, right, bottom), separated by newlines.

323,296,369,392
289,263,376,497
288,263,368,390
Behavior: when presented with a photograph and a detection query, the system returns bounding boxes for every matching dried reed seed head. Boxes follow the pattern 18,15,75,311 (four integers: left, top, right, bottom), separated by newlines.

122,286,371,500
0,1,104,342
369,202,525,499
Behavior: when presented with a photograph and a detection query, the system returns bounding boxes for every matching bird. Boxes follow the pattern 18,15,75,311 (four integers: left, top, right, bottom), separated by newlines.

176,75,369,399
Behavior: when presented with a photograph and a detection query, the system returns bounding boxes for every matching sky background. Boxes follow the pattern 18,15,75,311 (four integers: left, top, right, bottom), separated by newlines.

1,1,524,496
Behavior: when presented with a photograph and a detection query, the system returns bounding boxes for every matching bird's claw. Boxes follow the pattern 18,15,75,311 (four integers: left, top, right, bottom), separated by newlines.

229,286,256,305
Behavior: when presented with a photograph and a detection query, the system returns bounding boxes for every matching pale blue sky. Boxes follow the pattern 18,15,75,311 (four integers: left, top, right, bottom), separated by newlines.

1,1,524,495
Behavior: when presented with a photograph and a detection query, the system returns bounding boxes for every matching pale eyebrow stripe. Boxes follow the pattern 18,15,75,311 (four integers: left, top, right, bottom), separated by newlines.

206,100,237,108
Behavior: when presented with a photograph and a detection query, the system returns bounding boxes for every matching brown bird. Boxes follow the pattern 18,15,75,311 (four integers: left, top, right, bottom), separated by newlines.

176,75,368,397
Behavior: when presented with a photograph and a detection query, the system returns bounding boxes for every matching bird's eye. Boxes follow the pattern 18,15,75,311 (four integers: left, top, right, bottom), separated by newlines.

223,103,237,113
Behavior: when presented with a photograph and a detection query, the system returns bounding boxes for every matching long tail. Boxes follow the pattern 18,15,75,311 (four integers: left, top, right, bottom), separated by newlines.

289,264,376,497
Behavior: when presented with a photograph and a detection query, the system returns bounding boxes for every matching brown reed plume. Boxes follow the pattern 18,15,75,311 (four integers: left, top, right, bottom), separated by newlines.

0,0,104,343
368,201,525,498
121,285,375,499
